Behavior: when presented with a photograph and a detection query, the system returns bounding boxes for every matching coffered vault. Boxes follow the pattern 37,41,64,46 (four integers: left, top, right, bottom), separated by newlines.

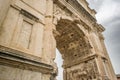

0,0,117,80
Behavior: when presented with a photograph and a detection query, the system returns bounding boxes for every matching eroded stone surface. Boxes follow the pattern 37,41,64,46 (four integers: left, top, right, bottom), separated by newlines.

0,0,117,80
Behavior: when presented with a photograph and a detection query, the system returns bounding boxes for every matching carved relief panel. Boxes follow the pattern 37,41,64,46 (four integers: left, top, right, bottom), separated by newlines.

66,59,100,80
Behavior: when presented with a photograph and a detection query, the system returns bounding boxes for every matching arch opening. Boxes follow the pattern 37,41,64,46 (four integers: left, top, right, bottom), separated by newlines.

54,49,63,80
53,19,94,80
54,19,91,67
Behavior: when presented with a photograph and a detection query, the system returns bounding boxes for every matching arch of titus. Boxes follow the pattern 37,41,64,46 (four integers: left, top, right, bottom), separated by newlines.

0,0,117,80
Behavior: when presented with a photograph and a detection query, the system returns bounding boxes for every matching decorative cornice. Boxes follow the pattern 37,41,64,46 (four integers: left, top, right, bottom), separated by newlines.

53,0,98,32
94,23,105,32
67,0,96,22
55,0,96,22
53,3,91,32
77,0,96,15
20,9,39,22
10,4,45,25
0,45,53,74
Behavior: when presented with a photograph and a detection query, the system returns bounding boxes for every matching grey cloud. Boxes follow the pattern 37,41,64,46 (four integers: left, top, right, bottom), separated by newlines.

102,14,120,26
113,0,120,2
87,0,120,74
101,7,120,25
105,39,120,74
87,0,104,11
87,0,120,24
104,22,120,51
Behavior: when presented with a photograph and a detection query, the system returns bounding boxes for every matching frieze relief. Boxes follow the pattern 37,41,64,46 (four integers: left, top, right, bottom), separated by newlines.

66,59,100,80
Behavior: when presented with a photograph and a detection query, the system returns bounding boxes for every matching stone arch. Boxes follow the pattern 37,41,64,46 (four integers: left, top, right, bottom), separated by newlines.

52,2,109,80
0,0,117,80
53,17,94,79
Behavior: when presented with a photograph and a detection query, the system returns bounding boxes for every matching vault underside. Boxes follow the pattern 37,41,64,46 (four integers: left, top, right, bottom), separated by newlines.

55,19,91,68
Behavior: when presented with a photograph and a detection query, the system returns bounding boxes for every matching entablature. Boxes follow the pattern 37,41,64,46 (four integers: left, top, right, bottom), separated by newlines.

77,0,96,17
94,23,105,32
53,0,96,22
53,0,102,34
0,45,53,74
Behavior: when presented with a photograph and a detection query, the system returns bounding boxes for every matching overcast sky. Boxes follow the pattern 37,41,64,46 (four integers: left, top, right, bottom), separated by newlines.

87,0,120,74
55,0,120,80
